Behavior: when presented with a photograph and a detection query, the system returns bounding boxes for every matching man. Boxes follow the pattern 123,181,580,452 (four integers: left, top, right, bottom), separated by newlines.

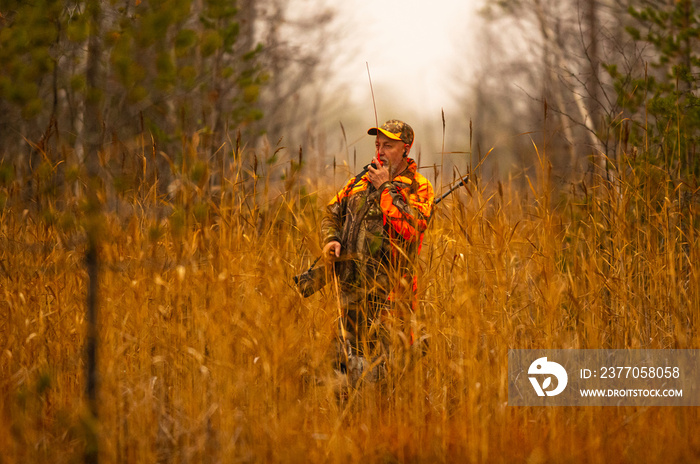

321,119,434,384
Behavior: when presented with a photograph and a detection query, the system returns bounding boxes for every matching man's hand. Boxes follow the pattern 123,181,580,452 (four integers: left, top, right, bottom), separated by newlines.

323,241,341,259
368,162,390,189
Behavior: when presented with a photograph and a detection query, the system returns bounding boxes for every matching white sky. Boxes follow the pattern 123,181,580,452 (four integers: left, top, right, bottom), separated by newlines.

348,1,479,109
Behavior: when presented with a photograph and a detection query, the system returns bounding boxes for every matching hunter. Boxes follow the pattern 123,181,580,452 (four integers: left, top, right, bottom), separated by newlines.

321,119,434,383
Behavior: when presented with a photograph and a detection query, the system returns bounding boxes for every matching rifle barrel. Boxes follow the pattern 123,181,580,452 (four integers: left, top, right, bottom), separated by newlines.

434,175,469,205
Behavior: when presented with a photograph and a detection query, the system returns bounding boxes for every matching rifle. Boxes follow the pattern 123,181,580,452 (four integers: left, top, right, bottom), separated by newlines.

434,173,470,205
293,171,470,297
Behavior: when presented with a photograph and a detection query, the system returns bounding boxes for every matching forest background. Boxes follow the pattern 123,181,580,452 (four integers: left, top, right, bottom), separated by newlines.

1,0,699,462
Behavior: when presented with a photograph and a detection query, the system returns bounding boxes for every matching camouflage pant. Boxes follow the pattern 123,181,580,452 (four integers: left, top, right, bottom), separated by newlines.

333,294,423,386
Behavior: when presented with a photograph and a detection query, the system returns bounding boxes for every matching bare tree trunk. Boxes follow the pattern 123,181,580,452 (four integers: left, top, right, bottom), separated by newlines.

239,0,256,55
586,0,601,134
535,0,576,162
534,0,604,177
84,1,102,462
85,5,102,180
266,2,284,138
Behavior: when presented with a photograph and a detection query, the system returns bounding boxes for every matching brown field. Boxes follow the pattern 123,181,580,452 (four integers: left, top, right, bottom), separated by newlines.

1,146,699,463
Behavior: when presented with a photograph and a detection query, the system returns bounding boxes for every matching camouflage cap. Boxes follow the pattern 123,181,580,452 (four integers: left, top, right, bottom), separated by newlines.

368,119,414,147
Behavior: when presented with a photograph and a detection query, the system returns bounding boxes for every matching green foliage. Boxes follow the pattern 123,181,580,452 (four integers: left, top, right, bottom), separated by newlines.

65,165,80,184
65,12,89,42
242,84,260,103
155,52,176,90
113,173,133,195
170,206,186,238
189,160,208,186
606,0,700,179
175,28,197,54
200,29,223,57
70,74,86,92
0,0,268,155
0,0,61,118
148,222,165,242
193,200,209,225
178,65,198,89
0,162,14,186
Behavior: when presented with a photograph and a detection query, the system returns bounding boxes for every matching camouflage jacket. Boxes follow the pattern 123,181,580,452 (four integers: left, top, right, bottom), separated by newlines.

321,159,434,309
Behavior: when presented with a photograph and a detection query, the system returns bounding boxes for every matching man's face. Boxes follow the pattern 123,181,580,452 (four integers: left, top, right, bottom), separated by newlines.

375,133,408,169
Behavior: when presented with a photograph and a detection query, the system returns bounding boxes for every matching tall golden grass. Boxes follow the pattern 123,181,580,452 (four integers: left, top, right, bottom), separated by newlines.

0,139,698,463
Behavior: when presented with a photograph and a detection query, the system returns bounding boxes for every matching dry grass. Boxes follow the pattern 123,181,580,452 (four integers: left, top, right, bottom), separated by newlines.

0,143,699,463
